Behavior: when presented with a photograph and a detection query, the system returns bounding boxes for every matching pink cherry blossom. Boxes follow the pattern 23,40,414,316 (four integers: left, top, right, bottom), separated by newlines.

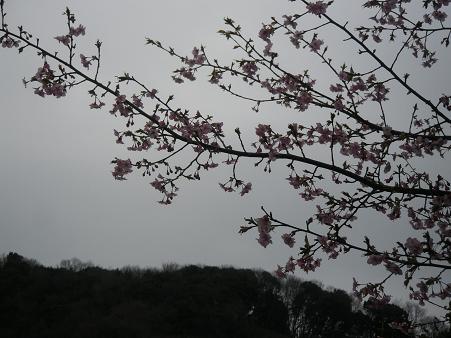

281,233,295,248
289,30,303,48
69,24,86,37
240,182,252,196
1,36,19,48
306,1,329,16
432,10,448,22
367,255,384,265
80,54,91,69
275,265,286,278
132,94,144,109
309,36,324,52
146,89,158,99
405,237,422,255
112,159,133,180
258,231,272,248
258,25,274,42
241,61,259,77
384,261,402,275
55,35,70,46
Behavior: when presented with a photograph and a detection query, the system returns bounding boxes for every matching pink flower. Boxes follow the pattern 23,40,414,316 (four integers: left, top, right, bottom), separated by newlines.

219,183,234,192
423,14,432,24
241,61,259,77
146,89,158,99
296,91,312,111
285,258,296,272
110,95,132,117
32,62,53,82
112,159,133,180
387,204,401,220
258,25,274,42
256,215,271,234
263,42,276,57
316,207,335,225
300,188,323,201
268,148,279,161
240,182,252,196
258,232,272,248
150,175,166,192
367,255,384,265
370,83,389,102
318,236,339,259
1,36,19,48
289,31,303,49
306,1,329,16
297,256,321,273
384,261,402,275
256,215,272,247
255,124,271,138
209,70,223,84
432,10,447,22
334,98,345,110
31,62,67,98
178,67,196,81
34,88,45,97
277,136,291,151
283,15,297,29
405,237,422,255
330,84,344,92
281,233,295,248
185,47,205,67
309,36,324,52
350,78,367,92
55,35,70,46
69,24,86,37
275,265,286,278
80,54,92,69
338,71,351,82
372,34,382,43
132,94,144,109
48,83,66,98
286,175,305,189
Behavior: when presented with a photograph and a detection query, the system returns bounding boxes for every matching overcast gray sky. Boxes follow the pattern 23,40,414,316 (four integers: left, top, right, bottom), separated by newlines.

1,0,449,318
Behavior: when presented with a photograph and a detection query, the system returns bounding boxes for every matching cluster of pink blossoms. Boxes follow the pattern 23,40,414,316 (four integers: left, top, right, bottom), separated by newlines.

150,174,179,205
172,47,206,83
317,236,340,259
306,1,329,16
1,35,19,48
79,54,92,69
110,95,132,117
111,159,133,180
55,24,85,46
256,215,273,248
30,62,66,98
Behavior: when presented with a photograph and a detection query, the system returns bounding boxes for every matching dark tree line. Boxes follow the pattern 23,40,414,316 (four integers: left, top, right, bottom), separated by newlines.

0,253,448,337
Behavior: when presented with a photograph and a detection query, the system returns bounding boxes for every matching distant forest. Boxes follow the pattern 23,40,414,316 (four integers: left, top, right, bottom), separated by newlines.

0,253,448,338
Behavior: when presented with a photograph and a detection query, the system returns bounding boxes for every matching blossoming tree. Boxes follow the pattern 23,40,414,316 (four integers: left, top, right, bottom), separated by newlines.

1,0,450,327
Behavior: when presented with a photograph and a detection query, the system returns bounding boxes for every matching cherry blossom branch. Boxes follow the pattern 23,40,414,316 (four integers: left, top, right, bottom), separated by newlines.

4,24,448,198
308,1,451,125
1,0,450,319
249,210,451,269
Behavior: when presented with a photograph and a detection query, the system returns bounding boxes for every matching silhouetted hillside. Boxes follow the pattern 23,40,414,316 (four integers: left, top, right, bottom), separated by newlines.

0,253,448,337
